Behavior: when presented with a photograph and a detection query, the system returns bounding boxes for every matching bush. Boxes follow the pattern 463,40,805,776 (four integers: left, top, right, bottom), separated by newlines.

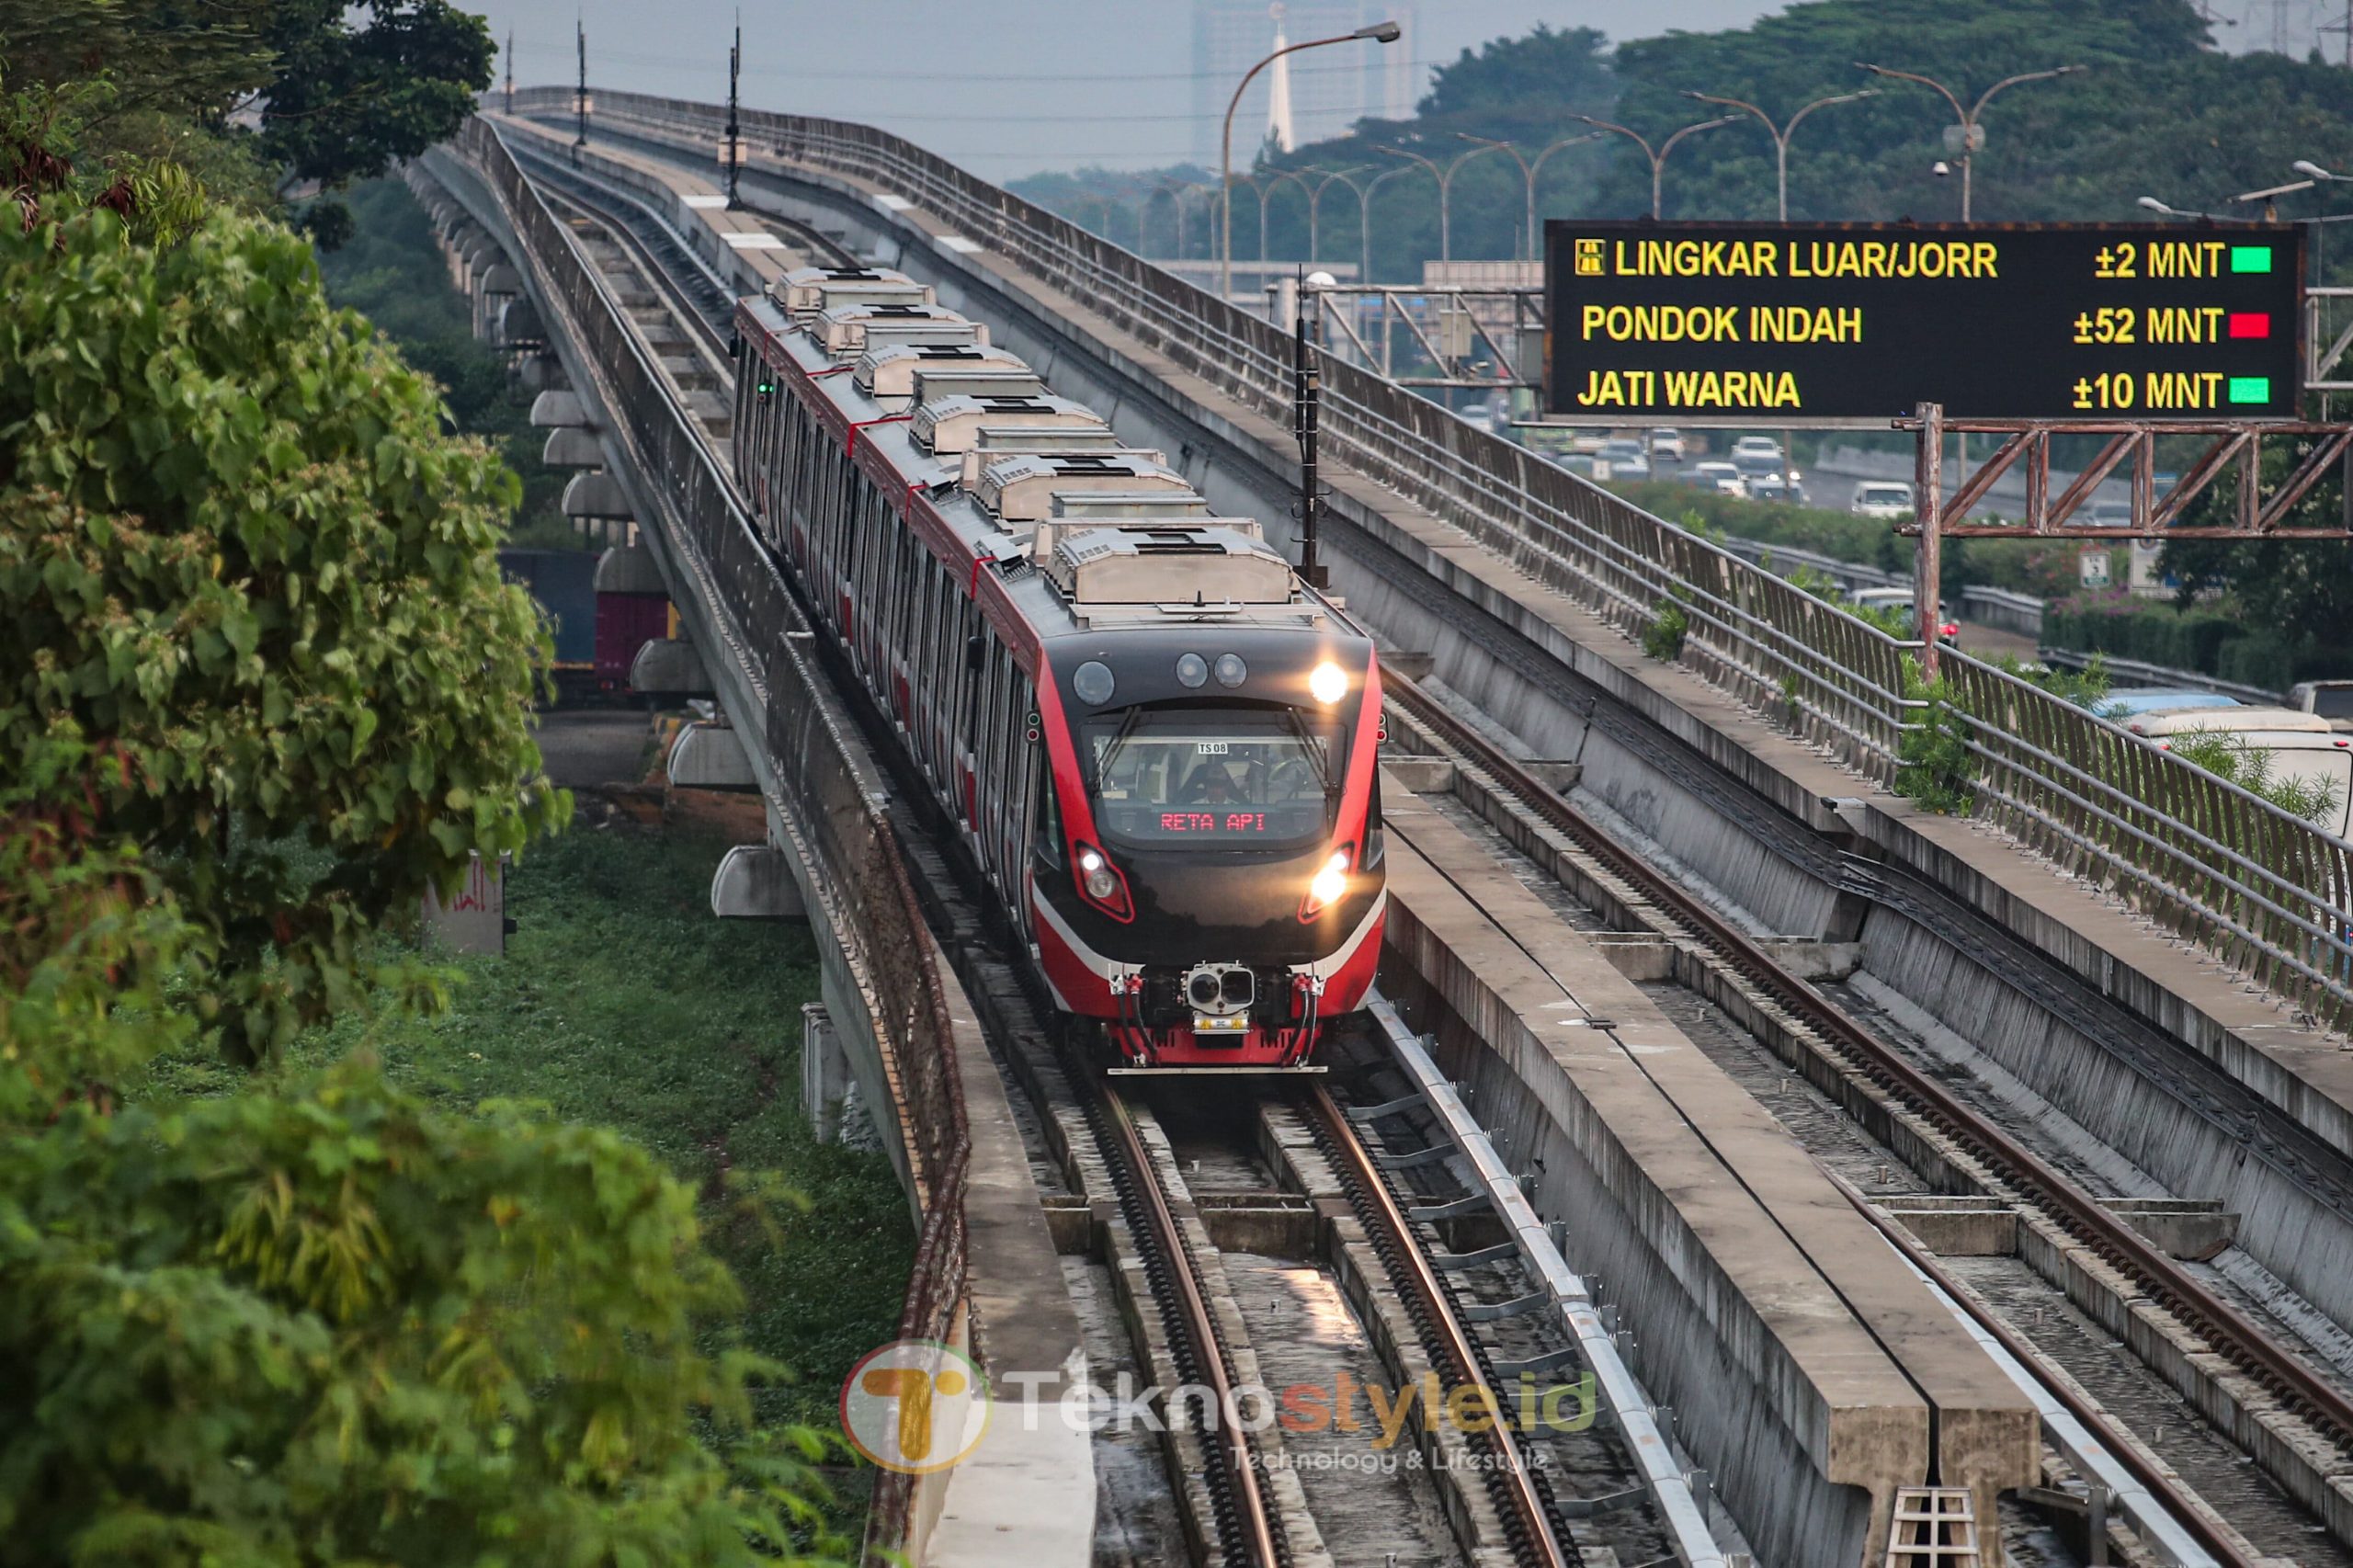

1643,594,1689,661
1896,655,1975,815
2042,594,2256,682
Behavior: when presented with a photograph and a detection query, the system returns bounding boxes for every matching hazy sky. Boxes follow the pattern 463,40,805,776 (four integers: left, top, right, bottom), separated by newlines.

483,0,2321,178
483,1,1790,176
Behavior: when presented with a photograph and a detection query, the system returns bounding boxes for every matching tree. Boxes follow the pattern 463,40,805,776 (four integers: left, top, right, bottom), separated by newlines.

0,200,567,1062
259,0,497,191
0,1060,848,1567
0,0,494,224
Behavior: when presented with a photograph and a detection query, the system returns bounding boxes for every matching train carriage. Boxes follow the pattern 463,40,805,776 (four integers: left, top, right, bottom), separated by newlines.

733,268,1382,1070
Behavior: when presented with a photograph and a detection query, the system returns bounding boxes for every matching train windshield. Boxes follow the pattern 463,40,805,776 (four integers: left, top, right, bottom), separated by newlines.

1087,705,1336,846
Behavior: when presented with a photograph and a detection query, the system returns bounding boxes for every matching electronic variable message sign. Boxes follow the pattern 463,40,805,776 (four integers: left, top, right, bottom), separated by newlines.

1542,222,2304,421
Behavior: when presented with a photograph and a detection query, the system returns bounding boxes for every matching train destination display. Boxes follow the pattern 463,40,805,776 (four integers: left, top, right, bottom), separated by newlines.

1541,222,2304,420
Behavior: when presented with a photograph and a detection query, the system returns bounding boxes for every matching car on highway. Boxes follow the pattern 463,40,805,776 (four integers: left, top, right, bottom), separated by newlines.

1552,450,1597,476
2290,679,2353,729
2082,498,2135,528
1730,449,1784,483
1684,460,1745,496
1648,427,1688,460
1850,481,1916,520
1597,438,1651,479
1847,586,1958,639
1730,434,1784,461
1745,475,1808,505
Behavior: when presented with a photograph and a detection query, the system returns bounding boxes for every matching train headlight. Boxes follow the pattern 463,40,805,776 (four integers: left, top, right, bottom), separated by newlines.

1074,660,1116,706
1176,653,1209,688
1078,846,1118,901
1302,847,1353,921
1213,653,1247,688
1308,660,1348,705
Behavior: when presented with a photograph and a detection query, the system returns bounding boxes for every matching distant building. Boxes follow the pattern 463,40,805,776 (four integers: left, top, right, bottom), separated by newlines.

1192,1,1418,165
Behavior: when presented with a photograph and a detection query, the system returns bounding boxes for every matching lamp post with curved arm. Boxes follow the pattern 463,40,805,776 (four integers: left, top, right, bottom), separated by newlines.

1222,19,1401,301
1857,62,2086,222
1565,112,1737,220
1374,142,1506,261
1679,88,1879,222
1452,131,1605,260
1297,166,1366,269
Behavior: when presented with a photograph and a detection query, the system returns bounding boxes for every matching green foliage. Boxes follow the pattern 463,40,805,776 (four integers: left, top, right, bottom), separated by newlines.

257,0,496,189
0,0,492,230
0,1062,851,1566
316,177,574,545
1896,654,1976,814
0,204,568,1062
1642,593,1689,661
2036,592,2350,692
1999,650,2111,708
256,826,917,1436
2165,729,2345,824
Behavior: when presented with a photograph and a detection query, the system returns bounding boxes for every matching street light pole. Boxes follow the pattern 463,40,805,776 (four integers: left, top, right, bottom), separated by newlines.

1374,142,1504,262
573,19,587,158
1222,20,1400,303
1857,62,2086,222
1681,88,1878,222
1453,132,1534,259
1300,166,1365,270
1357,164,1414,281
1566,112,1737,220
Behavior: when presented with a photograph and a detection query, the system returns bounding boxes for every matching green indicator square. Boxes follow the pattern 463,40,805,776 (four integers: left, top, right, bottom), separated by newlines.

2230,244,2274,274
2227,376,2271,404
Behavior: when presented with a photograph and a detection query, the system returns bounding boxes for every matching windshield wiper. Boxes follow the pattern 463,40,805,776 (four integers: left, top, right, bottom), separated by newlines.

1094,706,1148,787
1282,707,1336,792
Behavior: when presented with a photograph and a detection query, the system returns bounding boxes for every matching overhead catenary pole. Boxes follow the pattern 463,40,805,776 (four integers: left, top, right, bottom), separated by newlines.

724,16,742,208
1222,19,1400,304
504,27,514,117
1913,401,1945,683
1295,274,1325,588
574,19,587,158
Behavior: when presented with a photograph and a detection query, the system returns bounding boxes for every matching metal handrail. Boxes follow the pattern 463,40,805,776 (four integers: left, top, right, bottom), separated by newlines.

444,119,972,1562
511,85,2353,1026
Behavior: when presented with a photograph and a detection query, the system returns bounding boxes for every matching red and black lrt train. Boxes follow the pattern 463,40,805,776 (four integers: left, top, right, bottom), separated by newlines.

732,266,1384,1070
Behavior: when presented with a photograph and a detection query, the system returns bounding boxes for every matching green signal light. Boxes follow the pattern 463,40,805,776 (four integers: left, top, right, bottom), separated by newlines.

2229,245,2274,274
2227,376,2271,404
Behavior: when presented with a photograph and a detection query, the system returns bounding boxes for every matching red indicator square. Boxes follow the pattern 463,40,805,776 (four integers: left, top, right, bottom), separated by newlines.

2228,312,2271,339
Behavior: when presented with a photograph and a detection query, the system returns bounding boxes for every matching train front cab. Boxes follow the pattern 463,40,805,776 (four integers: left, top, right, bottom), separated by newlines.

1028,636,1386,1071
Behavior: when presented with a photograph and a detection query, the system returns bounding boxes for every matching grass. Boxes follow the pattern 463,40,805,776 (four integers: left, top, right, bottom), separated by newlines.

155,824,915,1432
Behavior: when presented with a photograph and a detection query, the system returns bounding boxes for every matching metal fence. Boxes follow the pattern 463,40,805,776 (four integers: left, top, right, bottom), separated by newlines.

449,119,970,1561
516,91,2353,1006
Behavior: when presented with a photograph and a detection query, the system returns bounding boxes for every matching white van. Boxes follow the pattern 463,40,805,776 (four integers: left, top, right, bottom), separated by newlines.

2126,706,2335,737
1851,481,1915,520
2154,730,2353,840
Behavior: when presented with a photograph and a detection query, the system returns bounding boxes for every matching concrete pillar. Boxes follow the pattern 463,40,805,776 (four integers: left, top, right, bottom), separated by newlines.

530,389,588,428
513,353,567,394
423,852,506,955
542,426,604,467
669,720,758,789
496,295,545,349
801,1002,853,1143
710,844,808,920
594,542,666,595
630,637,711,697
561,471,631,519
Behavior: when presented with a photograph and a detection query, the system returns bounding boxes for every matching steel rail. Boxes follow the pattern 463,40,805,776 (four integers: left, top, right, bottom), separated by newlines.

1092,1080,1286,1568
1829,1167,2248,1568
1381,675,2353,1473
1301,1084,1574,1568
